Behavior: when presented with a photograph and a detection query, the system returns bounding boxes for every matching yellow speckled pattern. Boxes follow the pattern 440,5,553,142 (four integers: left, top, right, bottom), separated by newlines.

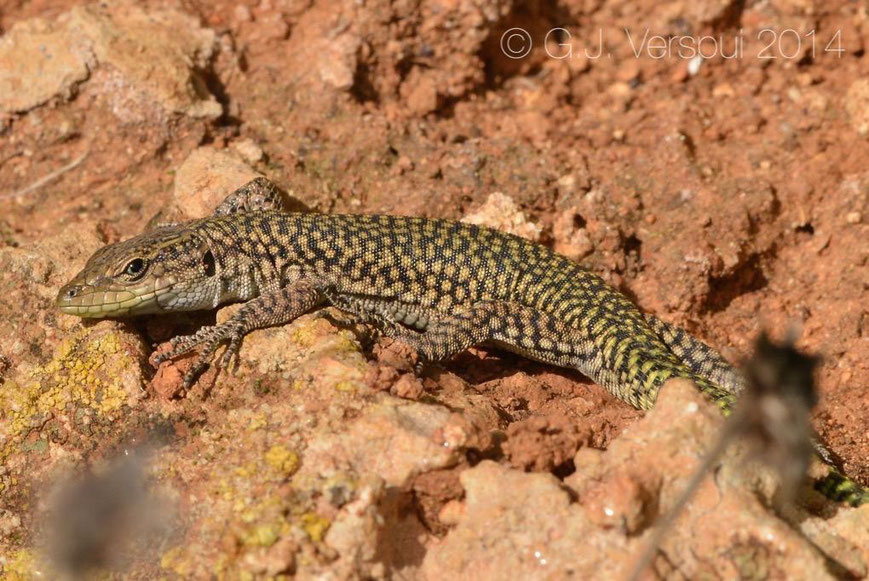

55,178,867,506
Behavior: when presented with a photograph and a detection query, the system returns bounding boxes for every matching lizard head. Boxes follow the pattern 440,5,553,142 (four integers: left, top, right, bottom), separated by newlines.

57,224,219,318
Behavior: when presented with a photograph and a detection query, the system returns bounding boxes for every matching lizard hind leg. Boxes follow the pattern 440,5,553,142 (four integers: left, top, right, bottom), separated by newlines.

378,300,600,374
213,177,288,215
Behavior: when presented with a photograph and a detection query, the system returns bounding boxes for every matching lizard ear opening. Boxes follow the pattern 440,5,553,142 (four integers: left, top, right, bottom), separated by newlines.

202,250,216,277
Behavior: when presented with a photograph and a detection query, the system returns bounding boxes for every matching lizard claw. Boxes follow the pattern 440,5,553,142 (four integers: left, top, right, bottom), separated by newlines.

153,321,245,389
217,334,243,371
413,355,429,376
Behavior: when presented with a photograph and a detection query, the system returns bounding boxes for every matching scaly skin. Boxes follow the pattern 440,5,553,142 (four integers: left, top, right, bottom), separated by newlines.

56,178,867,505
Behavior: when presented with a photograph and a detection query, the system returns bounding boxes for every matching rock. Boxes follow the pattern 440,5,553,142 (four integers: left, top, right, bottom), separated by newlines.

392,373,424,400
323,476,384,575
0,18,92,113
552,208,595,261
282,2,360,93
170,147,307,220
151,362,186,400
422,379,858,579
0,2,220,118
845,79,869,136
296,397,466,489
678,0,744,26
0,226,104,370
66,2,219,119
503,414,583,472
232,139,265,165
1,324,148,459
422,460,605,578
262,537,297,576
401,68,439,116
461,193,542,241
171,147,262,219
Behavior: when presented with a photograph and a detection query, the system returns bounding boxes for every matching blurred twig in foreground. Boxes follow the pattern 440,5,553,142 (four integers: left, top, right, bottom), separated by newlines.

627,330,819,581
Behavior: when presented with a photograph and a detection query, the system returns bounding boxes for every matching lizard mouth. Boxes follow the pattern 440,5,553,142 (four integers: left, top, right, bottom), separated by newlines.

56,280,177,318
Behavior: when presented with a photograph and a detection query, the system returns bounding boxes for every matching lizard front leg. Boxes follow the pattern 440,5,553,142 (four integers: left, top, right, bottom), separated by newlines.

153,279,324,389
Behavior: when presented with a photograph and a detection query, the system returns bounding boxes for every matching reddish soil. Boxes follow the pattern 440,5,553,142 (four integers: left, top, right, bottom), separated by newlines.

0,0,867,578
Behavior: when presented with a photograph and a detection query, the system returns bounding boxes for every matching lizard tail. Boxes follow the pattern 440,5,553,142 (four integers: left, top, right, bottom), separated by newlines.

814,468,869,506
644,313,745,394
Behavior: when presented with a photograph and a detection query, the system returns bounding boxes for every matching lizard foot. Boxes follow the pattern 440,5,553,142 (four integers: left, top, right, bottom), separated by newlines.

153,321,245,389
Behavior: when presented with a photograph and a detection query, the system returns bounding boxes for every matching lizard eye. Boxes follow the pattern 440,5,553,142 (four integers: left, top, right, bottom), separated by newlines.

122,258,147,279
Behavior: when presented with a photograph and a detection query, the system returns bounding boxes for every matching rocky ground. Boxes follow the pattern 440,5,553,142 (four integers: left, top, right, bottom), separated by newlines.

0,0,867,578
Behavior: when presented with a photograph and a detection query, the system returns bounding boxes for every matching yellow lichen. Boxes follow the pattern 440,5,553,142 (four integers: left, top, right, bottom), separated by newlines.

290,317,361,355
324,329,364,356
246,413,268,432
333,380,360,393
244,523,280,547
299,513,330,543
290,319,320,348
323,473,358,496
0,327,139,462
161,545,192,577
264,445,299,477
2,549,36,580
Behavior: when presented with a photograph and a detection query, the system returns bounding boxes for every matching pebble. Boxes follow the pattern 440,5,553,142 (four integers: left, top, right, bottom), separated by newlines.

393,373,424,400
845,211,862,224
844,79,869,136
670,62,689,83
616,60,640,83
233,138,264,164
712,83,734,98
608,82,632,98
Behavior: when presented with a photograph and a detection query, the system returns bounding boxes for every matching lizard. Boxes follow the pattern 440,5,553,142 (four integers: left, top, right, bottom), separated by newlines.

56,177,867,506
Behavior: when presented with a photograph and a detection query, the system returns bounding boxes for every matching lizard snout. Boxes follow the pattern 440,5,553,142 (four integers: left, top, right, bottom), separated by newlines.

56,284,88,312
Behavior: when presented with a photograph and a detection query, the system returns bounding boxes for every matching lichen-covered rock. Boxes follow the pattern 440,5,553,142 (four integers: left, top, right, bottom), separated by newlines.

0,324,148,496
145,301,482,578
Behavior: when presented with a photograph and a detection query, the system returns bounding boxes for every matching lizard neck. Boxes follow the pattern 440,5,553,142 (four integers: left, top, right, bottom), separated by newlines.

195,218,263,306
